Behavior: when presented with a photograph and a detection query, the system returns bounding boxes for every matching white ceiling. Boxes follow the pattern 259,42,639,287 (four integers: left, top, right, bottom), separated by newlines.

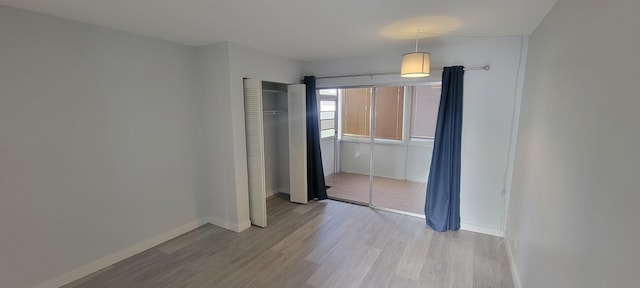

0,0,557,61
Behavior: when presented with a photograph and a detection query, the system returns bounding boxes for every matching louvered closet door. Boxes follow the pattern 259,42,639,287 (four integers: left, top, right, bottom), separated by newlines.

243,79,267,227
288,84,308,204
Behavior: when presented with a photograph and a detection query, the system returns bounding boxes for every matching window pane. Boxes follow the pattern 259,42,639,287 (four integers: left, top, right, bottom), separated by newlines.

321,129,335,138
320,100,336,112
374,86,404,141
341,88,371,137
410,84,441,139
319,89,338,96
320,111,334,120
321,119,335,130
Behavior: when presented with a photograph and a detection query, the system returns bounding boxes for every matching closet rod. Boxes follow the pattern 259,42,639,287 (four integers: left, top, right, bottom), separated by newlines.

313,65,490,80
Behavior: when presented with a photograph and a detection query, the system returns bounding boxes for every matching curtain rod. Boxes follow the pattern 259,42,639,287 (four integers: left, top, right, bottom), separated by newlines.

314,65,490,80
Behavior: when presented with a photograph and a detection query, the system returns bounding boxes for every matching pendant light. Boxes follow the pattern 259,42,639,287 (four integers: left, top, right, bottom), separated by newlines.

401,30,431,78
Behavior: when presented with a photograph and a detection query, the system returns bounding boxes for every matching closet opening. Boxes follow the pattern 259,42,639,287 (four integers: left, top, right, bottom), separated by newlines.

243,79,307,228
261,81,292,200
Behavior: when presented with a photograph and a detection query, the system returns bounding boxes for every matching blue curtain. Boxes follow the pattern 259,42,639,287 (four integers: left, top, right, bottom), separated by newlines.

303,76,328,200
424,66,464,232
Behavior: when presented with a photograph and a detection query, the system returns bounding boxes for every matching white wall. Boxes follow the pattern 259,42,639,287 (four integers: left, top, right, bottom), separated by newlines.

405,143,434,182
199,42,302,231
304,37,524,235
0,5,203,288
338,141,432,182
506,0,640,287
197,42,235,228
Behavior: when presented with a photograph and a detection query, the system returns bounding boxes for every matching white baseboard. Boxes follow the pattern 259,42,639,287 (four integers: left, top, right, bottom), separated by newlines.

460,222,502,237
237,220,252,231
203,216,251,233
276,188,290,194
505,241,522,288
32,218,208,288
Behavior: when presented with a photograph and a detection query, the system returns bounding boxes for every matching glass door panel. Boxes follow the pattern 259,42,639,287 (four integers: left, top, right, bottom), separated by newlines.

323,87,372,205
370,84,441,215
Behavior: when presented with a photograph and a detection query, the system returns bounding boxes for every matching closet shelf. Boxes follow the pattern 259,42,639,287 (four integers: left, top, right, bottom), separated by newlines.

262,89,286,94
263,110,286,115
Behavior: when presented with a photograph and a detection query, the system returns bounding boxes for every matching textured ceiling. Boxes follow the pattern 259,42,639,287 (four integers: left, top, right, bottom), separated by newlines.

0,0,557,60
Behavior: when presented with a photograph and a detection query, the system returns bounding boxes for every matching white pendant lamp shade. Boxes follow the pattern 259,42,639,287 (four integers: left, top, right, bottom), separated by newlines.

401,52,431,78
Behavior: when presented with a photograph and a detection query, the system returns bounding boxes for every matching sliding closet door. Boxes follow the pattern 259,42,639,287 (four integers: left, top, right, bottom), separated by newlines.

243,78,267,227
288,84,308,204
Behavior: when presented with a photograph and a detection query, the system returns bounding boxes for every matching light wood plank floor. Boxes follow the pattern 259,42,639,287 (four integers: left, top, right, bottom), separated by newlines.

63,194,513,288
326,172,427,215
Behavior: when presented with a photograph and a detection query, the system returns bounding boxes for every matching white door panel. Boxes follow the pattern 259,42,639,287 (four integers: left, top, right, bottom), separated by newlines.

288,84,308,204
243,78,267,227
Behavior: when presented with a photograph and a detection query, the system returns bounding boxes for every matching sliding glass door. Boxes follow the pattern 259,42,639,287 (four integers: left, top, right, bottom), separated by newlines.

319,83,441,215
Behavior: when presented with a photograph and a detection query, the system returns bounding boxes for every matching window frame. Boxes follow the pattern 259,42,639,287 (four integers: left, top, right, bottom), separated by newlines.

318,94,338,140
316,81,441,145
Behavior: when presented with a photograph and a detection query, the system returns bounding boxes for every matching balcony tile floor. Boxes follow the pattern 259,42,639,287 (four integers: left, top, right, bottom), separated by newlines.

325,172,427,215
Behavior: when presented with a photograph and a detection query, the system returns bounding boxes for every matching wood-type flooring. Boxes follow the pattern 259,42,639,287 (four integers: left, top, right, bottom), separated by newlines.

63,194,513,288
